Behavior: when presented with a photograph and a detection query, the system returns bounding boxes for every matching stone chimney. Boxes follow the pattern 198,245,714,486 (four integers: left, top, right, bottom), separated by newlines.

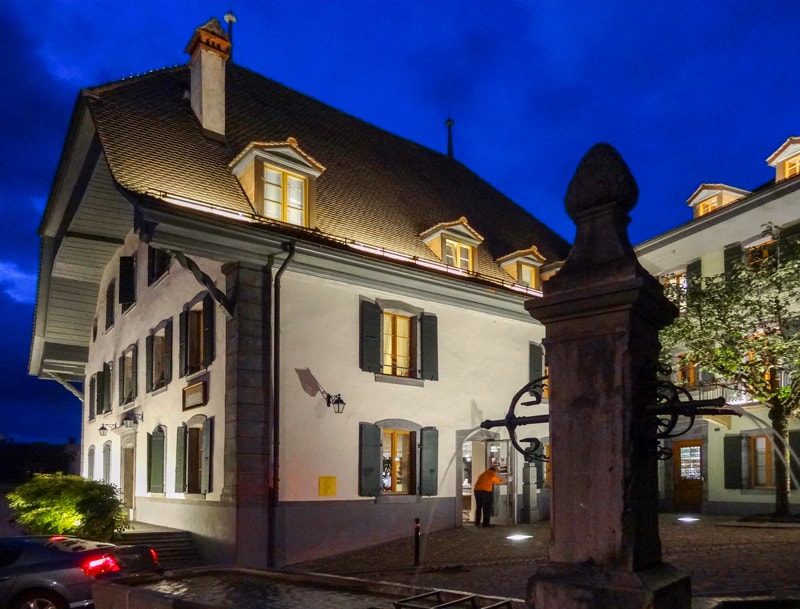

185,18,231,140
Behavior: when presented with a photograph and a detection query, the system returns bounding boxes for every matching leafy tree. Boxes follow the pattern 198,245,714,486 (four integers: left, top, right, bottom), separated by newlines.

660,223,800,517
7,473,130,540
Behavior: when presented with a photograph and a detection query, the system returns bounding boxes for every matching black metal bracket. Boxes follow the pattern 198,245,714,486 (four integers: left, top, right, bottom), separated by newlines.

480,377,550,463
643,363,741,460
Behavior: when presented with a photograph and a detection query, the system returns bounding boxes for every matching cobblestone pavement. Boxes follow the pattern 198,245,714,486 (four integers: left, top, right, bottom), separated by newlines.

291,514,800,604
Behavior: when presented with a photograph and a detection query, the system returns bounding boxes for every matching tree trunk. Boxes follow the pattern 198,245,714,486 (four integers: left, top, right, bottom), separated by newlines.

769,398,791,516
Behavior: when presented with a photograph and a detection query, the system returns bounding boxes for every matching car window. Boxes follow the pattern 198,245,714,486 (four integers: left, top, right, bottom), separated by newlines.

0,545,24,568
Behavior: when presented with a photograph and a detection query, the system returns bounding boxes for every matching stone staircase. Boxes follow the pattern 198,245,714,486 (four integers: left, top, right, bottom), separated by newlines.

121,527,205,569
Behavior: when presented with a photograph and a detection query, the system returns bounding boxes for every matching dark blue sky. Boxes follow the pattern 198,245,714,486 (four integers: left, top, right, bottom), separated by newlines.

3,0,800,443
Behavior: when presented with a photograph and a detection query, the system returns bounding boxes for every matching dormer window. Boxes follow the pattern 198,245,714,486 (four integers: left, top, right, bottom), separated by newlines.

264,166,306,226
444,239,473,271
767,137,800,182
229,138,324,229
497,246,546,290
420,217,483,274
686,184,749,219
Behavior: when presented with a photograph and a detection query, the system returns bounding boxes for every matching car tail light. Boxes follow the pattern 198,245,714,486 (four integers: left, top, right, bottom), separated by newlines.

49,536,68,541
149,548,159,564
81,554,121,576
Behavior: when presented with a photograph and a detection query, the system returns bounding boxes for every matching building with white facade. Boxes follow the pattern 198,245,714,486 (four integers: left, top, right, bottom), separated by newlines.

29,19,566,566
636,138,800,516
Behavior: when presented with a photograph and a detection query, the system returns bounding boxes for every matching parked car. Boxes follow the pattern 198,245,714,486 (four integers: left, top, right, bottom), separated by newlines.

0,535,160,609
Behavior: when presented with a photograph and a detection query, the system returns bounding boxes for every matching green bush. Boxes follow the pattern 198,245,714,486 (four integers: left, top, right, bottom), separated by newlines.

6,473,130,541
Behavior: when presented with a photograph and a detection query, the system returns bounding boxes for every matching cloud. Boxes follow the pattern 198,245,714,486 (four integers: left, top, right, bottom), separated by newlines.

0,262,37,304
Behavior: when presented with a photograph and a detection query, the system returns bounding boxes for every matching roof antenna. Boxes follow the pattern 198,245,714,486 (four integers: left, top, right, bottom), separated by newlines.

445,114,455,159
224,11,237,58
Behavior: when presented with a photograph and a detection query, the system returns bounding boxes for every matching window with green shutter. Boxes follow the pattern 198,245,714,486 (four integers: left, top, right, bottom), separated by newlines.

148,427,166,493
175,418,213,495
179,295,215,377
359,299,438,381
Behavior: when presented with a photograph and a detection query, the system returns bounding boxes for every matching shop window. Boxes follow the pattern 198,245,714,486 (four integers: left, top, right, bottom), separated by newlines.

360,300,437,381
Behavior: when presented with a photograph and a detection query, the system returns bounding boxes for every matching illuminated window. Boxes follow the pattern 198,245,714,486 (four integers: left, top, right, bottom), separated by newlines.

749,435,773,487
444,239,473,271
118,344,137,407
785,157,800,179
382,313,414,377
263,166,306,226
746,239,776,266
360,300,438,381
382,429,414,494
677,355,698,388
696,196,719,217
679,444,702,480
519,263,540,289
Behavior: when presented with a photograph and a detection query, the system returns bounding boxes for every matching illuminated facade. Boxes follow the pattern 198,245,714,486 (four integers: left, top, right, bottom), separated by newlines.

29,19,567,566
636,139,800,515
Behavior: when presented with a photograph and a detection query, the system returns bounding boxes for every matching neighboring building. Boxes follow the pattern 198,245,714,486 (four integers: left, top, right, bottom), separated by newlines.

636,137,800,515
29,19,567,566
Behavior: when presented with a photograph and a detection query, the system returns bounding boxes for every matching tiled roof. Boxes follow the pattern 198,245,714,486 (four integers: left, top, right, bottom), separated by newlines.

85,63,570,281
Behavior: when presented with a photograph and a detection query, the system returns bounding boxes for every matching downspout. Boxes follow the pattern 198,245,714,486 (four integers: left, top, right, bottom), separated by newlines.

267,240,295,568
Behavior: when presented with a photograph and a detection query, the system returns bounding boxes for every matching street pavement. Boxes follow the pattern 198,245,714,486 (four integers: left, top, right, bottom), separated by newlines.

291,514,800,605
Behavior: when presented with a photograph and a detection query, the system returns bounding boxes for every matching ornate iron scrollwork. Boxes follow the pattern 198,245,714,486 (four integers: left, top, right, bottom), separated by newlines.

643,362,740,460
480,377,550,463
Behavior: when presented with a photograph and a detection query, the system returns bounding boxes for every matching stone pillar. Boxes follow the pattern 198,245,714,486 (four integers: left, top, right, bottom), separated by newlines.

222,262,272,568
525,145,689,608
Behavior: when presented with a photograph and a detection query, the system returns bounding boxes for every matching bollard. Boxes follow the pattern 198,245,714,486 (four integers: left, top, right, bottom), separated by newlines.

413,517,420,566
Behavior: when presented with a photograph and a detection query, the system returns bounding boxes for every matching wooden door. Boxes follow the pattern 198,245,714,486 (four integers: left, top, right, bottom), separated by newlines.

673,439,703,512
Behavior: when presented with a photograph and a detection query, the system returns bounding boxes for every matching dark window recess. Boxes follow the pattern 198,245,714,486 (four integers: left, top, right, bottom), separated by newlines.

148,247,171,285
530,343,544,381
420,313,438,381
723,435,743,489
105,280,115,330
723,244,743,275
119,256,136,310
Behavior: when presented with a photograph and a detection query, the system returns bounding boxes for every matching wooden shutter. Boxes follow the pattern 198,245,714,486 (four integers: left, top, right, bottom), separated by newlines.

118,354,125,406
790,430,800,490
148,430,165,493
175,425,187,492
89,377,96,420
419,427,439,496
102,443,111,483
131,344,138,400
420,313,439,381
359,300,382,373
101,362,112,413
358,422,382,496
178,310,188,377
686,259,701,284
202,295,215,368
119,256,136,305
145,334,153,392
723,244,742,275
201,417,213,494
723,435,743,489
530,343,544,381
164,319,173,385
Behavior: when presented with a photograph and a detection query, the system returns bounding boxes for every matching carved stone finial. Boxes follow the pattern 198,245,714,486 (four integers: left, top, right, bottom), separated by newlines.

565,143,638,218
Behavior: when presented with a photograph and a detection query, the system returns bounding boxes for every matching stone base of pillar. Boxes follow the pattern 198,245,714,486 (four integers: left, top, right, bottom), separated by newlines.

527,562,691,609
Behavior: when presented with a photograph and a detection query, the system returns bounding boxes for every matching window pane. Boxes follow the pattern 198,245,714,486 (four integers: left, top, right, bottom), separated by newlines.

287,206,304,226
445,242,456,266
459,247,470,270
382,430,412,494
287,176,304,208
382,312,414,377
679,445,701,480
753,436,769,486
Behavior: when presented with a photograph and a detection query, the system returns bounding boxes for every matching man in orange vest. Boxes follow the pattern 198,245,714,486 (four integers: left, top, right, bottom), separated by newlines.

473,466,503,527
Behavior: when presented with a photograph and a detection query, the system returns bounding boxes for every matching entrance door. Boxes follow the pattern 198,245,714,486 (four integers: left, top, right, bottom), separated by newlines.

122,445,135,510
673,439,703,512
486,440,515,525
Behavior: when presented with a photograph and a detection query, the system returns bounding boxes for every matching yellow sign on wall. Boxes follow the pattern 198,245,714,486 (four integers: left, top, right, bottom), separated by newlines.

318,476,337,497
